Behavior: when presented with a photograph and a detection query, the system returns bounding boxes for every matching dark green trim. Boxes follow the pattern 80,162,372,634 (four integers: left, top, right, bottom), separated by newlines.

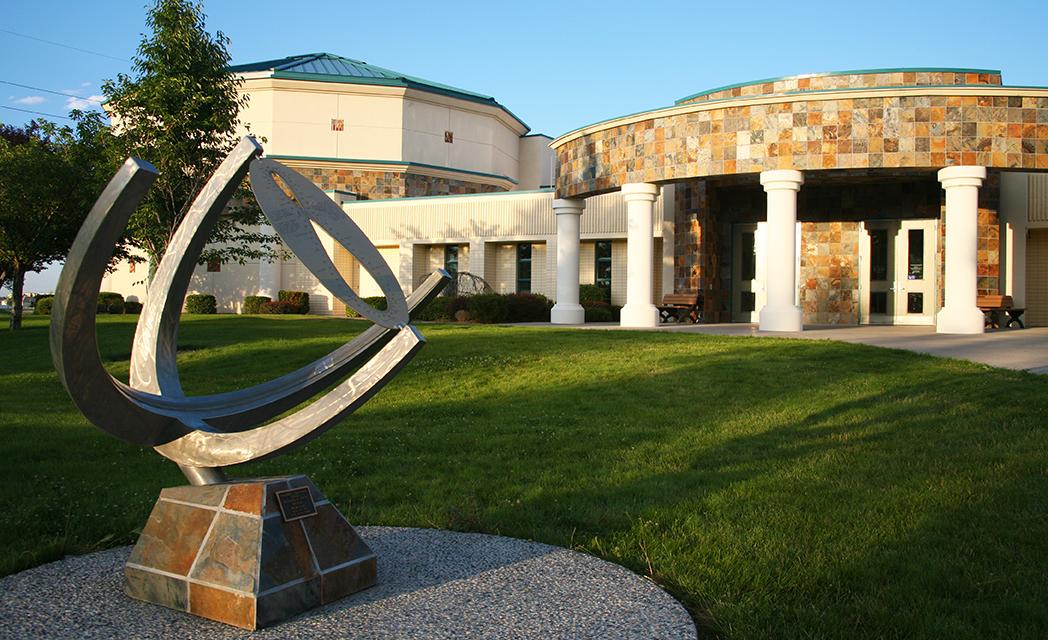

267,154,519,185
342,188,553,205
265,71,530,132
674,67,1003,104
556,82,1048,146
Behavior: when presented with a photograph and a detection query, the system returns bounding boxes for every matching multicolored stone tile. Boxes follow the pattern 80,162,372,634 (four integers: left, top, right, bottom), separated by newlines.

125,475,376,630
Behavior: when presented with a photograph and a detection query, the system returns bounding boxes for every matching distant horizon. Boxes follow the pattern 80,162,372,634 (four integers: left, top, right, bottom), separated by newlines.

3,0,1046,295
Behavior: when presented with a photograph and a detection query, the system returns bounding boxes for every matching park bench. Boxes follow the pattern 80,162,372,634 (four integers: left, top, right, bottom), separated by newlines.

657,292,703,324
977,294,1025,329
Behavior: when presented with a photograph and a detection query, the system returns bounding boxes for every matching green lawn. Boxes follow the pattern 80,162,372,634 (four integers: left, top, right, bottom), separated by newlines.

1,312,1046,639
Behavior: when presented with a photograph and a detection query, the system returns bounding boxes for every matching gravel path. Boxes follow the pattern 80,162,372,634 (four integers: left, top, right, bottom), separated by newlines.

0,526,697,639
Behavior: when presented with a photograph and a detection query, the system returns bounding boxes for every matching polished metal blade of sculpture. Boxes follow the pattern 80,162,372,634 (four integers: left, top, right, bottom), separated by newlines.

49,136,449,630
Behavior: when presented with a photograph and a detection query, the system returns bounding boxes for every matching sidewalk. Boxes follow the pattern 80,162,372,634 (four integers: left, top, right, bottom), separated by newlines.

526,322,1048,374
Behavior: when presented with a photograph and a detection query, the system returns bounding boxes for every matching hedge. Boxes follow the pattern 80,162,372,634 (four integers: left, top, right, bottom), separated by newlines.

467,294,509,324
278,290,310,314
582,300,621,323
243,295,270,314
97,291,125,314
259,300,298,314
579,284,610,304
185,294,217,314
34,296,54,315
412,295,454,321
505,293,553,322
124,300,143,314
345,296,388,318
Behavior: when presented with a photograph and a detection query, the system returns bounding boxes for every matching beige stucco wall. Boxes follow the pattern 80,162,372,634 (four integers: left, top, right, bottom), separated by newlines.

518,136,555,190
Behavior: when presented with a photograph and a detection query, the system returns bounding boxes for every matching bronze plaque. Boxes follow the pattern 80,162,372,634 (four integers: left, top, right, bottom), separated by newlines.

276,486,317,522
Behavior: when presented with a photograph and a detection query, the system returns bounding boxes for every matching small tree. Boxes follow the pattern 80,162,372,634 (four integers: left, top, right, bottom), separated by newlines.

0,119,110,329
101,0,274,278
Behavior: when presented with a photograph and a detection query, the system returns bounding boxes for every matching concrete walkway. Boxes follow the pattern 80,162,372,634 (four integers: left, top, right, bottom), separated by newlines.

525,322,1048,374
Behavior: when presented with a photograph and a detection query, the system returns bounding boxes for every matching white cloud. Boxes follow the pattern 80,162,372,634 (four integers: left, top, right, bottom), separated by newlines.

81,81,92,87
11,95,45,105
65,94,104,110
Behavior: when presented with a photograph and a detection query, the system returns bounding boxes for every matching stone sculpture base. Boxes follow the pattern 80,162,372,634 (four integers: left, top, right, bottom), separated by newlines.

124,475,376,630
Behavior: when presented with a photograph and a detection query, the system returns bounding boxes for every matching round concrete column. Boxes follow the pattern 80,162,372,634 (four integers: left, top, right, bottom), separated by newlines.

937,165,986,334
258,224,281,300
620,183,660,328
758,170,804,332
550,198,586,324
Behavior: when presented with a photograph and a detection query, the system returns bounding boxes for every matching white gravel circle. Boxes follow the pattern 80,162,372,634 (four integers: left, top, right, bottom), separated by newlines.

0,526,697,639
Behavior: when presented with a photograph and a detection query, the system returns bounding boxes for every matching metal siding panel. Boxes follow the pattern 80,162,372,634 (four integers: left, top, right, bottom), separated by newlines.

1030,175,1048,223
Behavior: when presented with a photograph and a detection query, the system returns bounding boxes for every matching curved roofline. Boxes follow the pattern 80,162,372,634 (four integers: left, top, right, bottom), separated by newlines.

674,67,1003,104
551,82,1048,148
231,52,530,133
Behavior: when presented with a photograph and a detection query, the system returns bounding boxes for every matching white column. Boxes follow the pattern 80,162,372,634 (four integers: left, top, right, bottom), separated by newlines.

550,198,586,324
258,224,281,299
620,183,660,327
469,240,488,284
758,170,804,332
937,165,986,334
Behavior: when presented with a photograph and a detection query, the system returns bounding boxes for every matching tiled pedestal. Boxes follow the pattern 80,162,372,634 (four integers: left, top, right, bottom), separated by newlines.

125,475,375,630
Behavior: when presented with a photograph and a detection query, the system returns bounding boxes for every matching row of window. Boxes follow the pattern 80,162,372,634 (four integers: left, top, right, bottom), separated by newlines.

443,241,614,295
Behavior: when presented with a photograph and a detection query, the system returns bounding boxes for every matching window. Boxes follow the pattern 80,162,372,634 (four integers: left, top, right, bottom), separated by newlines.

870,229,888,281
443,245,459,295
516,244,532,293
907,229,924,280
595,241,612,294
741,232,756,281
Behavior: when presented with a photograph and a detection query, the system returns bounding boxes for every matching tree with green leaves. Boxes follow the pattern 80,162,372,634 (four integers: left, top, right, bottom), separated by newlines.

0,117,111,329
101,0,274,278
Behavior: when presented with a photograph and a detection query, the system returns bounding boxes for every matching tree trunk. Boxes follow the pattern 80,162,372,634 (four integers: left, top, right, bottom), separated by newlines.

10,266,25,330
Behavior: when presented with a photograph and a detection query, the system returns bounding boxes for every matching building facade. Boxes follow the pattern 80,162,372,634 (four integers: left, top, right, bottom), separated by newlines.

103,62,1048,330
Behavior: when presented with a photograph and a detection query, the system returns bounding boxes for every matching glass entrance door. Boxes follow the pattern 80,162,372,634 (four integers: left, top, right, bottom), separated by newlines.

732,223,763,323
861,219,937,325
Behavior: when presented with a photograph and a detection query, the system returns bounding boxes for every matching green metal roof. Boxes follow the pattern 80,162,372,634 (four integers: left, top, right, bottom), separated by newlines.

230,53,528,131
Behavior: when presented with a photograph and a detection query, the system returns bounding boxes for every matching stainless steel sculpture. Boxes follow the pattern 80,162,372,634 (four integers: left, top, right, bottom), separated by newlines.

49,136,448,629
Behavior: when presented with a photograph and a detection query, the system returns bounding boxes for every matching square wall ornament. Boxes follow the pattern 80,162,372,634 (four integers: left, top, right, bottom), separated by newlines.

331,119,344,132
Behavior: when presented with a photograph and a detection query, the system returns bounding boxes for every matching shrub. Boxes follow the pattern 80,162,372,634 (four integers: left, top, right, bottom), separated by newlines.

243,295,270,314
446,296,470,318
259,300,297,314
278,290,310,314
124,300,143,314
345,296,388,318
467,294,509,324
505,293,553,322
97,291,125,314
582,300,621,323
412,295,453,322
34,296,54,315
579,284,609,304
185,294,217,314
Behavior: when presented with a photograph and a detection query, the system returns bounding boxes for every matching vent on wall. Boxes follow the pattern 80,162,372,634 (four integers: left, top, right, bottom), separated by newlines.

1031,175,1048,223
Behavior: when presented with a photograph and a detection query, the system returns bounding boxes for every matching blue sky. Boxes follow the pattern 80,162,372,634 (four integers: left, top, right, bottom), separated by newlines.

3,0,1047,294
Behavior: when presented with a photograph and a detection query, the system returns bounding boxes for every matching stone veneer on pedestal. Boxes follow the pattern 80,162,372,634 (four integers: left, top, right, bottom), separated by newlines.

125,476,375,630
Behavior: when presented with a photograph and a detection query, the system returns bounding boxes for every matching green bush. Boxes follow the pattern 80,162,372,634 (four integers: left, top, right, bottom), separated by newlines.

124,300,143,314
579,284,610,304
259,300,297,314
467,294,509,324
505,293,553,322
412,295,454,321
97,291,125,314
582,300,620,323
278,290,310,314
446,296,470,319
185,294,217,314
345,296,388,318
243,295,270,314
33,296,54,315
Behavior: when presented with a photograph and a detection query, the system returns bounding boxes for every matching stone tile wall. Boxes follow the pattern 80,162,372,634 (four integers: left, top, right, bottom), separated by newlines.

293,166,503,199
556,93,1048,199
673,180,728,321
679,70,1002,104
799,222,860,324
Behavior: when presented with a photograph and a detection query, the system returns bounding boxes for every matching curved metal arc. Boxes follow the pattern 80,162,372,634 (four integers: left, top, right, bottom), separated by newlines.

126,269,449,430
249,159,409,329
154,325,426,467
130,136,264,397
49,158,192,447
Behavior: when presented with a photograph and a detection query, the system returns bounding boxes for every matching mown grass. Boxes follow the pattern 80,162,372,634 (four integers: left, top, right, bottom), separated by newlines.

1,312,1046,639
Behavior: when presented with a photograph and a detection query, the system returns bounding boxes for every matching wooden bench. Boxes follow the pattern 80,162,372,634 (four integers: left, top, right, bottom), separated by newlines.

977,294,1025,329
657,293,702,324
